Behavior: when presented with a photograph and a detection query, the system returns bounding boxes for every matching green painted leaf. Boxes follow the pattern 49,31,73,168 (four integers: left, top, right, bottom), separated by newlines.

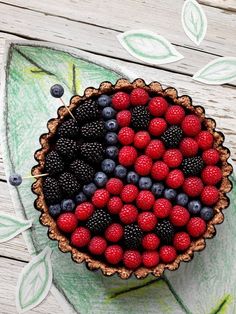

16,247,52,313
117,30,183,65
0,212,32,242
193,57,236,85
182,0,207,46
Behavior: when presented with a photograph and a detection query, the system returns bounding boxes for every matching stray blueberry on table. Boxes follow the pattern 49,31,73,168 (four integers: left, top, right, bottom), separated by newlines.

9,173,22,186
50,84,64,98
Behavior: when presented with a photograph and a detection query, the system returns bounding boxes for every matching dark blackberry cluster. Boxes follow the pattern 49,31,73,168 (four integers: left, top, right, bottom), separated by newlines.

59,172,80,197
181,156,204,176
124,224,143,249
70,159,95,183
81,120,106,140
155,220,174,244
86,209,112,234
45,151,64,176
80,142,104,164
74,99,99,123
161,125,183,148
57,119,80,139
56,138,78,160
131,106,150,130
43,177,61,204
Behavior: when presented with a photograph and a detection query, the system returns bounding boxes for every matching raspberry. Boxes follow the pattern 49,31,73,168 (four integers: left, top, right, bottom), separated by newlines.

202,149,220,165
142,251,159,267
149,118,167,136
133,131,151,149
112,91,130,110
201,186,219,205
92,189,110,207
107,196,123,214
153,198,172,218
75,202,94,221
201,165,222,185
145,140,165,160
105,223,124,242
57,213,77,233
187,217,206,238
159,246,177,263
119,204,138,224
136,191,155,211
165,105,185,125
163,149,183,168
121,184,139,203
196,131,213,150
134,155,153,176
116,110,131,127
130,88,149,106
71,227,91,247
142,233,160,250
180,138,198,157
105,245,123,265
118,127,135,145
88,236,107,255
173,232,191,251
118,146,138,166
183,177,204,197
181,115,201,137
123,250,142,269
148,97,168,117
170,205,190,227
151,161,169,180
106,178,123,195
138,212,157,231
166,169,185,189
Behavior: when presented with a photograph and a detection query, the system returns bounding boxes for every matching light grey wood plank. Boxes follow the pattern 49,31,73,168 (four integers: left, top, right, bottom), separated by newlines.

200,0,236,11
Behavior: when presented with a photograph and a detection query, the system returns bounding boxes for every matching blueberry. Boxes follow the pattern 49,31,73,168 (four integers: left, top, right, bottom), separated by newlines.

139,177,152,190
105,119,118,132
151,183,164,197
97,95,111,107
61,199,75,212
49,204,61,217
105,132,118,145
94,171,108,187
164,188,177,200
102,107,116,120
50,84,64,98
200,207,214,221
188,200,202,214
176,193,189,206
75,192,87,204
101,159,116,174
114,165,127,178
9,173,22,186
83,183,97,197
127,171,139,184
106,146,119,159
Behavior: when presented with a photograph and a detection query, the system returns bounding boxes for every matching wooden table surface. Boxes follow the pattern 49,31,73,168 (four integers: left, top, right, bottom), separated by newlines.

0,1,236,313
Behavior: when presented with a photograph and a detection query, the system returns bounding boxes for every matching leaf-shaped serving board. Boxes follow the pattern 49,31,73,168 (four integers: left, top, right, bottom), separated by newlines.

0,41,235,314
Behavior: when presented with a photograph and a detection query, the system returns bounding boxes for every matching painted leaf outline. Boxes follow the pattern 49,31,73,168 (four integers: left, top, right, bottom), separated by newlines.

193,57,236,84
118,30,183,64
182,0,207,45
0,212,32,243
16,247,52,313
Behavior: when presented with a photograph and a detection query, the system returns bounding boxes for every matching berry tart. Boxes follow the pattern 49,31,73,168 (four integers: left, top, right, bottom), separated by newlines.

32,79,232,279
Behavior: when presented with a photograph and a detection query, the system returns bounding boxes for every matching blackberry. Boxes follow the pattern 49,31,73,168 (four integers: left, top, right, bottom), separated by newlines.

161,125,183,148
59,172,80,197
45,151,64,176
56,138,78,160
155,220,174,244
181,156,204,176
81,120,106,140
57,119,80,139
86,209,112,234
124,224,143,249
80,142,104,164
131,106,150,130
74,99,99,123
70,159,95,183
43,177,61,205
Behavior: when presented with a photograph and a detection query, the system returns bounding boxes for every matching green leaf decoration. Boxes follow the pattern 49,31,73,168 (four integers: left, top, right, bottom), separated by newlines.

182,0,207,46
117,30,183,65
193,57,236,85
0,212,32,243
16,247,52,313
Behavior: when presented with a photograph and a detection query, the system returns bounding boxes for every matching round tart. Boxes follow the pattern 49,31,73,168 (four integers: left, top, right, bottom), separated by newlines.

32,79,233,279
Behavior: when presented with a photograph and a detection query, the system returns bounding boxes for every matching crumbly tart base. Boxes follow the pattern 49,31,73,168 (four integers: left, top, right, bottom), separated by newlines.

32,78,233,279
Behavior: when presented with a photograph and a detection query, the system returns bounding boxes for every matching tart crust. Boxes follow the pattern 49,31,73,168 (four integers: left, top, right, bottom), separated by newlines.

32,79,233,279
